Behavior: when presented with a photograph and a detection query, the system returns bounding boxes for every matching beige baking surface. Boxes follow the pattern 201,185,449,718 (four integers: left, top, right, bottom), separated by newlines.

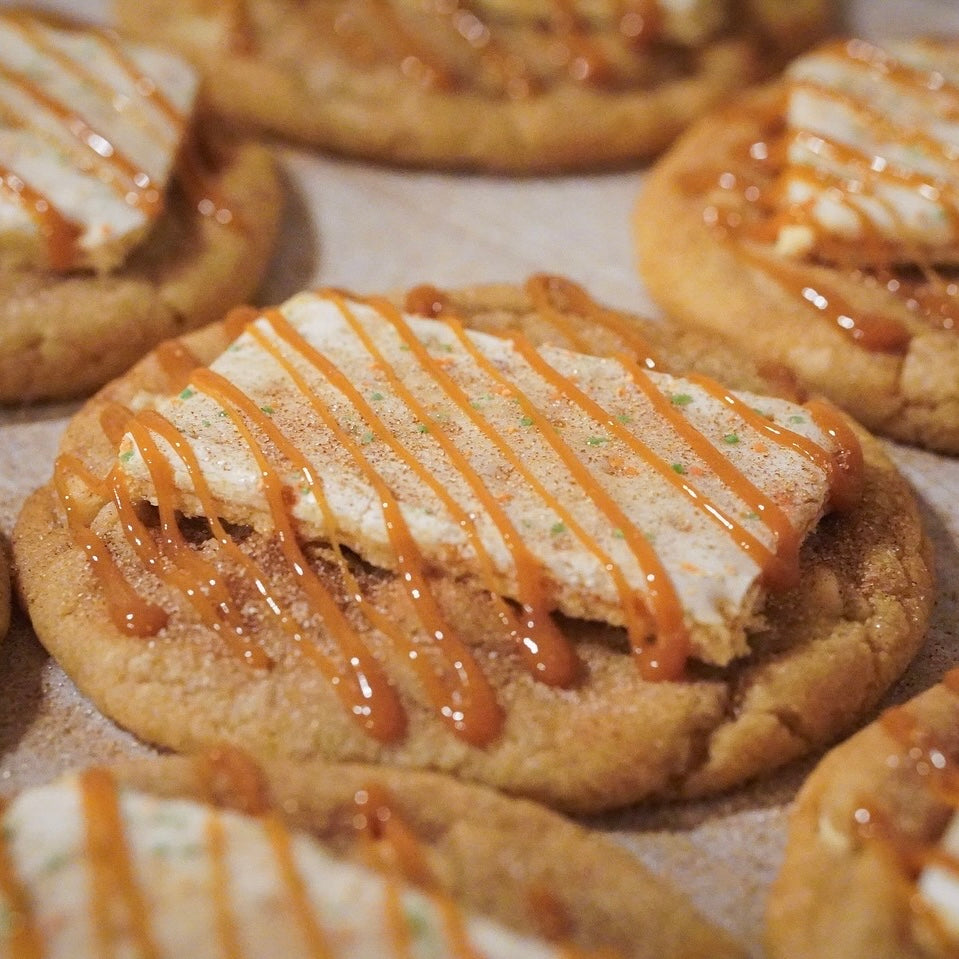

2,1,959,954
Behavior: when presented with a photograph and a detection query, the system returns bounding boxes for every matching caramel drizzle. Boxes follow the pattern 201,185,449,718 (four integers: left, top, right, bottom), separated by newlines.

262,815,333,958
0,800,43,959
135,396,405,742
525,274,661,369
80,767,161,959
205,813,247,959
239,309,502,743
685,374,861,510
73,286,855,735
614,351,801,590
444,315,689,679
0,63,161,215
317,294,577,686
53,452,169,636
0,16,189,267
0,163,79,270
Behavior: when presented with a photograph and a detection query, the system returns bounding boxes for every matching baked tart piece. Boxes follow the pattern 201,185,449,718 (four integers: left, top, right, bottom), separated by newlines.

635,37,959,453
767,671,959,959
0,750,746,958
113,0,831,171
0,12,281,403
13,276,933,812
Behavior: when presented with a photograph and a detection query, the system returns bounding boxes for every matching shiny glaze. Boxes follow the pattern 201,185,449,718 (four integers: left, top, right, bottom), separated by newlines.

56,280,861,742
680,41,959,351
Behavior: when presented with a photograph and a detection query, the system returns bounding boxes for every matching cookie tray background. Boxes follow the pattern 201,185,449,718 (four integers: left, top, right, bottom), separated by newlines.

1,0,958,954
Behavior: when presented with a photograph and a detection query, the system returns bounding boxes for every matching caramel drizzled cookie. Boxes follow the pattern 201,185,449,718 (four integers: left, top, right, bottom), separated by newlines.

113,0,830,172
0,750,746,958
0,13,281,403
13,277,933,812
767,671,959,959
635,37,959,453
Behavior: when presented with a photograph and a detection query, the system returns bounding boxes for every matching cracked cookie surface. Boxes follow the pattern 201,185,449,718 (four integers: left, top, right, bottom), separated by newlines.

13,279,934,813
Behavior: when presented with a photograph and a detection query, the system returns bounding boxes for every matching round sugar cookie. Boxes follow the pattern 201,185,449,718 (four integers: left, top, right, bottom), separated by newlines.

13,277,934,814
767,674,959,959
0,135,282,404
0,750,746,959
634,79,959,454
114,0,830,172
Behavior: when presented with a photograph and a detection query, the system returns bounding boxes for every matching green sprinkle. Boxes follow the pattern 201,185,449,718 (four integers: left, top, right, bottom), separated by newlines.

179,387,195,400
470,400,483,410
370,391,385,402
218,409,228,417
361,431,375,445
672,462,687,474
202,420,211,428
260,405,274,415
399,343,411,351
519,415,534,427
744,511,759,520
550,522,567,535
723,433,740,445
119,449,134,462
40,851,72,876
616,414,633,424
417,423,429,433
613,528,625,539
405,907,431,939
670,393,693,407
586,435,609,447
788,414,805,424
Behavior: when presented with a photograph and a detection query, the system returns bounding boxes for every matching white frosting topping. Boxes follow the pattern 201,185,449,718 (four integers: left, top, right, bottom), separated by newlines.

776,38,959,257
0,777,561,958
0,16,198,272
117,291,839,661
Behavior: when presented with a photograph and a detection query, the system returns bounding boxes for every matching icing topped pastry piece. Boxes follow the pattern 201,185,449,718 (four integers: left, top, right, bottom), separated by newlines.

116,289,861,672
0,14,198,273
0,774,576,958
775,37,959,261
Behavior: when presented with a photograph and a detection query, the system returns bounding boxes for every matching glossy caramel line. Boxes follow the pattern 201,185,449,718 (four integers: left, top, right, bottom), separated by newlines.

0,63,160,213
443,315,688,680
80,767,161,959
263,814,333,959
504,335,690,679
136,397,405,743
367,296,661,673
240,311,501,745
205,813,247,959
319,294,578,687
0,163,79,270
0,801,43,959
118,418,260,663
615,351,801,589
526,274,662,370
54,452,169,636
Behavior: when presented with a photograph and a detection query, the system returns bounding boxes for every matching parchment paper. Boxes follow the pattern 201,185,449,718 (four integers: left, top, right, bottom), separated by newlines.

2,1,959,954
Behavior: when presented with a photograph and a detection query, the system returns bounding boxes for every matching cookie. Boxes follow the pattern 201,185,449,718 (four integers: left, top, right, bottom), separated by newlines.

113,0,831,172
635,37,959,454
0,13,282,403
0,749,747,959
767,672,959,959
13,276,934,813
